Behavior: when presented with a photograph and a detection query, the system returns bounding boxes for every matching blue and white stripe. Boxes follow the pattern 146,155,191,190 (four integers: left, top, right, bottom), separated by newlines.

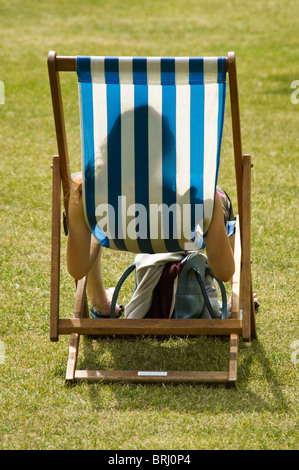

77,56,226,253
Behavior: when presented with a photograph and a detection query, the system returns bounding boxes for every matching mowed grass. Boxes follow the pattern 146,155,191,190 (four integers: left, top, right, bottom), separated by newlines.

0,0,298,450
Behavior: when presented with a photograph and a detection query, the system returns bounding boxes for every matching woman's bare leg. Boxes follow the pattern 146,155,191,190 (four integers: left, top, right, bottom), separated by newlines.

205,193,235,282
67,175,120,316
66,176,100,279
85,241,120,315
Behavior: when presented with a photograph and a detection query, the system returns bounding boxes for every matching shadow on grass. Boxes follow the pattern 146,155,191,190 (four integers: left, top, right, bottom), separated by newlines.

66,333,290,414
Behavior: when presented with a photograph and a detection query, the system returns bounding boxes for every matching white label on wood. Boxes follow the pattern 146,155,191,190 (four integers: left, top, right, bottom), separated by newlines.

137,371,168,376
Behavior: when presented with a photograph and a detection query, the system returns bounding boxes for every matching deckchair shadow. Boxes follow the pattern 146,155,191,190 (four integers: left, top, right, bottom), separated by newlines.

48,51,257,385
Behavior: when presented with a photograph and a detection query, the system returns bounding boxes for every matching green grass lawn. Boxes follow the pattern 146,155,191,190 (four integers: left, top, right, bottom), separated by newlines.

0,0,298,450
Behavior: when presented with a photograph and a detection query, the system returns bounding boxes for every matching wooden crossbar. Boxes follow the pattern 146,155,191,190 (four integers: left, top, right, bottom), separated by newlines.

52,56,229,73
72,370,232,384
59,318,242,337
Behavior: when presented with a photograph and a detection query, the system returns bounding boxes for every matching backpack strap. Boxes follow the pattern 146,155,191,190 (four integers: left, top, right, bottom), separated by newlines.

205,266,227,319
191,267,227,319
110,263,136,318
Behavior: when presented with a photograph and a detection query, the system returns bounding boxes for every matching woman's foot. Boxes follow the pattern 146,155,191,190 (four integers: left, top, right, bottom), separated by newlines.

90,304,124,319
90,287,123,318
253,289,260,313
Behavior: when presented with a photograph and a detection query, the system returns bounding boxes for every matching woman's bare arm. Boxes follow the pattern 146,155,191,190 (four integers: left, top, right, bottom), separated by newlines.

204,193,235,282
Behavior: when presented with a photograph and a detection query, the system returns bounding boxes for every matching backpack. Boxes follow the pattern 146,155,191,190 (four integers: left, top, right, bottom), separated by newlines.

175,252,228,319
109,252,228,319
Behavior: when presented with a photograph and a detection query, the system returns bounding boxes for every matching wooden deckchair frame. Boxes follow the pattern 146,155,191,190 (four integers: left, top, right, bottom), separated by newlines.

48,51,257,385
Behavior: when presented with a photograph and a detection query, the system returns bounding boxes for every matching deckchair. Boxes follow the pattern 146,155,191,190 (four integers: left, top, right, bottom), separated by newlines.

48,51,257,385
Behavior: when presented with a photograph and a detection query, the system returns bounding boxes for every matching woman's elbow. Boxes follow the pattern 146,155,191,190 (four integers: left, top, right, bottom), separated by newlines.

221,260,235,282
210,258,235,282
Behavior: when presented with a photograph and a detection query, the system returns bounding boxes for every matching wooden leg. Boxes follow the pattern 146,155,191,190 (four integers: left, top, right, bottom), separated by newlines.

228,334,238,384
65,277,88,382
50,155,61,342
74,277,88,318
241,154,252,341
231,216,241,319
66,333,80,382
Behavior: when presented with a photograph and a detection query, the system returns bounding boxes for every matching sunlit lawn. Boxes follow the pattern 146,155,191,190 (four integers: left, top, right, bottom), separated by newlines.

0,0,298,450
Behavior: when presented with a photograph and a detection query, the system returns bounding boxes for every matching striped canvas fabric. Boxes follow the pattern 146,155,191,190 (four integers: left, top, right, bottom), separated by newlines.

77,56,226,254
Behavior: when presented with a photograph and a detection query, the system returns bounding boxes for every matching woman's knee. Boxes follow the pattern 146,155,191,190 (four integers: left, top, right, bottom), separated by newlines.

67,239,102,280
67,257,90,280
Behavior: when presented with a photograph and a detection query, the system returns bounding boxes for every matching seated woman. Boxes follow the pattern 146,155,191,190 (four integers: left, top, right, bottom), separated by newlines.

66,174,236,318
